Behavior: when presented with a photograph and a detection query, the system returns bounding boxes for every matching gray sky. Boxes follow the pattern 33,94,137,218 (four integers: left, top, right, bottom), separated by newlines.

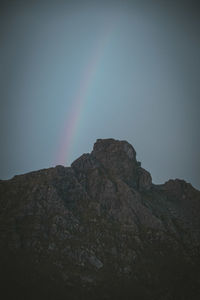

1,0,200,189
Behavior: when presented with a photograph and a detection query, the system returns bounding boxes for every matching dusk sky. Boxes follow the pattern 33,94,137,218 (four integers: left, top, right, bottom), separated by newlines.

1,0,200,189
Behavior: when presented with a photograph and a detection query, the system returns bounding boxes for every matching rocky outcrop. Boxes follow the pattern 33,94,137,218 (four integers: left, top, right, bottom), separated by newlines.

91,138,139,187
137,167,152,190
0,139,200,300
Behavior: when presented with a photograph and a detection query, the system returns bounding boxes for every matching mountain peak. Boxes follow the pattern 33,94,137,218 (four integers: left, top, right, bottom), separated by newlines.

92,138,136,160
72,138,151,190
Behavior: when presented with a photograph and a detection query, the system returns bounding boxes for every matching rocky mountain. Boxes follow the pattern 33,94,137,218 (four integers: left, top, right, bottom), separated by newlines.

0,138,200,300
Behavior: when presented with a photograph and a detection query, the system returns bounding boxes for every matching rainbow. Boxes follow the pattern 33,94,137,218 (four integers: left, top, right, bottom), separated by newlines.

56,21,114,166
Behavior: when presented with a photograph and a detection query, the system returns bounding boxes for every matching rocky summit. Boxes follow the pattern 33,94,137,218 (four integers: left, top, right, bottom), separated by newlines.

0,138,200,300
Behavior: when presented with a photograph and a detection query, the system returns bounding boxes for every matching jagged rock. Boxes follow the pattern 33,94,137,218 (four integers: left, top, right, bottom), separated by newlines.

137,167,152,190
91,138,139,187
0,138,200,300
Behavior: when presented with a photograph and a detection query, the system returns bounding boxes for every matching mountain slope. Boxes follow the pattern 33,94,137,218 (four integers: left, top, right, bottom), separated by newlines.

0,138,200,299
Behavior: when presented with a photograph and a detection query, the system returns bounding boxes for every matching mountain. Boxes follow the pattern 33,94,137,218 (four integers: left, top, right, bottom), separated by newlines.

0,138,200,300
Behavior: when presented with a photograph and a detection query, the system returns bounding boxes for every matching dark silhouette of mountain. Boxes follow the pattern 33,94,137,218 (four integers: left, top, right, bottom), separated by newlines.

0,138,200,300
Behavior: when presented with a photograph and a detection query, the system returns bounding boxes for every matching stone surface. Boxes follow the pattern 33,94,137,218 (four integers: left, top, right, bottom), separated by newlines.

137,167,152,190
91,139,139,187
0,138,200,300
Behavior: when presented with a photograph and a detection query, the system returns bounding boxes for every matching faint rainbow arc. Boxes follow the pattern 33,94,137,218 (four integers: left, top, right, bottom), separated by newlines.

56,22,114,166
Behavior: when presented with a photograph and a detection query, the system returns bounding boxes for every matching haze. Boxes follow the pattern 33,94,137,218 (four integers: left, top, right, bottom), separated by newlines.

0,0,200,189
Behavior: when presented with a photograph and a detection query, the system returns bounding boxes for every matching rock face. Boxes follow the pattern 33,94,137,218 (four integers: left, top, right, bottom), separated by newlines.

137,167,152,190
91,139,138,187
0,138,200,300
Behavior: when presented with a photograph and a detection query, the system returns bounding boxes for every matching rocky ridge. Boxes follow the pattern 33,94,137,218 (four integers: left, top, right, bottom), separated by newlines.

0,138,200,299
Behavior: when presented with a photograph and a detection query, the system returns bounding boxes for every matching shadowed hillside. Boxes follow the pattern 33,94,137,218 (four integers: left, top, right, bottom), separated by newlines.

0,139,200,299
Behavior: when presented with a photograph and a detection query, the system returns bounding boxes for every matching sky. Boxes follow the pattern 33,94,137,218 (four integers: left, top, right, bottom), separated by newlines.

0,0,200,189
